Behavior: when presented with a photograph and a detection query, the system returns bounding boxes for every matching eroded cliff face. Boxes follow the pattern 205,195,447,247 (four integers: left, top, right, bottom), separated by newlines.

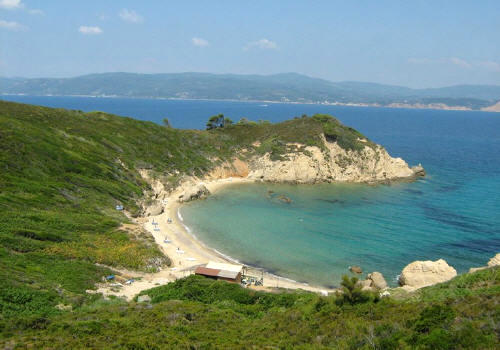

138,134,423,213
209,135,423,184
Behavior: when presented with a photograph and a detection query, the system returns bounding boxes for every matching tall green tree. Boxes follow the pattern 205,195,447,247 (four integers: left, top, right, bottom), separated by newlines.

337,275,371,305
206,114,233,130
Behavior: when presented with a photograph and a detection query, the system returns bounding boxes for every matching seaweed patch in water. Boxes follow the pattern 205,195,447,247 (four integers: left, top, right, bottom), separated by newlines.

421,204,497,235
444,237,500,254
404,188,424,195
317,198,346,205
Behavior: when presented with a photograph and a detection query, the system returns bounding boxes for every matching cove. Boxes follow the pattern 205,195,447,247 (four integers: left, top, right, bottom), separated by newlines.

180,177,500,288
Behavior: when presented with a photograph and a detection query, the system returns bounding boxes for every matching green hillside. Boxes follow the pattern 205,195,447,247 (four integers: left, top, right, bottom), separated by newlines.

0,101,498,349
0,101,374,313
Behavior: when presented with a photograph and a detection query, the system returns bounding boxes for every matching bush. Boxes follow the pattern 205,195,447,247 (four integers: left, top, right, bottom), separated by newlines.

336,275,377,305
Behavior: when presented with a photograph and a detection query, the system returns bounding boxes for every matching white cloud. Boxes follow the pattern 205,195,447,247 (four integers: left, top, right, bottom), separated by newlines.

192,37,209,47
0,19,26,31
0,0,43,15
407,57,434,64
477,61,500,72
407,56,497,71
28,8,43,15
244,38,277,50
78,25,102,35
119,8,143,23
0,0,23,9
449,57,471,68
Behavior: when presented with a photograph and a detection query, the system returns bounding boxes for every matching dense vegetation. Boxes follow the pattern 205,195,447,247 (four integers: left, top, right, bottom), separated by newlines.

2,72,499,109
0,102,372,323
1,100,498,348
2,269,498,349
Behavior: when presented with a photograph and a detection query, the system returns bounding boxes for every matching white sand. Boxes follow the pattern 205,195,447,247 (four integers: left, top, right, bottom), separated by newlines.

96,177,335,300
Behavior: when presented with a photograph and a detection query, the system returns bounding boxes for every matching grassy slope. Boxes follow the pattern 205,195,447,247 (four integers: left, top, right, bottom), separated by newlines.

0,101,221,326
0,101,373,331
2,101,497,348
3,269,498,349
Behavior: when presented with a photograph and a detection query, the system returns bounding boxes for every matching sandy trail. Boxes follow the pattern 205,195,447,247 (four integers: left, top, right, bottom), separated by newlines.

96,177,335,300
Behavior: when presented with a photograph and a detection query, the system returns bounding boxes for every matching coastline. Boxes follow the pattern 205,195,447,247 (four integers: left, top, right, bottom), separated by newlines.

98,177,334,300
2,93,496,113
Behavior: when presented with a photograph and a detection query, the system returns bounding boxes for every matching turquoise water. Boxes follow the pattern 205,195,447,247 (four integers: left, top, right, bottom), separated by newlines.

3,95,500,287
180,176,500,287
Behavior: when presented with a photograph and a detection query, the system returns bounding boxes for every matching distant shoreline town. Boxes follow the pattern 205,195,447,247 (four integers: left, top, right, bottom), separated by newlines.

2,72,500,112
3,92,499,113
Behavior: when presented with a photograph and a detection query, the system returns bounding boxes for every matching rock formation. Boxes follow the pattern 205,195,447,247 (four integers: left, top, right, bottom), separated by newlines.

357,271,388,291
178,184,210,203
349,266,363,274
246,136,423,184
145,202,164,216
487,253,500,267
469,252,500,273
399,259,457,290
367,272,388,290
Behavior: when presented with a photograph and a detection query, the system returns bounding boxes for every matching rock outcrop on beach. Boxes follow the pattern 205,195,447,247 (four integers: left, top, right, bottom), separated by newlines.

399,259,457,290
487,253,500,267
178,184,210,203
244,136,423,184
469,252,500,273
357,272,388,291
145,202,164,216
367,272,388,290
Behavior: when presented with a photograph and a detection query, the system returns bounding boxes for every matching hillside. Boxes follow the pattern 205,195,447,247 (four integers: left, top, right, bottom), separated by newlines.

0,100,417,304
0,101,497,348
2,72,500,110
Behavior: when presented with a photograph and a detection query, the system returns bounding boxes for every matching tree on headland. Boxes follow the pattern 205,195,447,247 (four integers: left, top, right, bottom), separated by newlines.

206,114,233,130
162,118,171,128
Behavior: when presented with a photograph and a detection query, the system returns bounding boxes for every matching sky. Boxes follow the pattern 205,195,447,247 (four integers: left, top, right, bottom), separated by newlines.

1,0,499,88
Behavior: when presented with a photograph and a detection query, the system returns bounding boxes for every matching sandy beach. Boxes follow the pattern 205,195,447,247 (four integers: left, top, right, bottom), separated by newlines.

97,177,335,300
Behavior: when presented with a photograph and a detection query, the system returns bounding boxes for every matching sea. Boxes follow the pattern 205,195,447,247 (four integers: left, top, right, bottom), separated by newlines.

3,95,500,287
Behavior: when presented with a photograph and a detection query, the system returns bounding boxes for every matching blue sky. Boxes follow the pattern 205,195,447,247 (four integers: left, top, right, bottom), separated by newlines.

1,0,499,88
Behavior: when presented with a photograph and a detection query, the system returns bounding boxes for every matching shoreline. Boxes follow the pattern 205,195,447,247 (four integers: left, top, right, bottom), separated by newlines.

98,177,334,300
163,177,335,293
2,93,496,114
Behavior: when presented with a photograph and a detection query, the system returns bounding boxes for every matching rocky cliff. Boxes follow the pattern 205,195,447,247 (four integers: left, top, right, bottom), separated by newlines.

207,135,423,185
246,135,423,184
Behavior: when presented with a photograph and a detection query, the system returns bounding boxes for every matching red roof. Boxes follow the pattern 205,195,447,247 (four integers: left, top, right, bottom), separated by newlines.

195,267,220,277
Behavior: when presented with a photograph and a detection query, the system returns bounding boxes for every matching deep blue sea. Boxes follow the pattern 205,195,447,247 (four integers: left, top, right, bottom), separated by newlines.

3,95,500,287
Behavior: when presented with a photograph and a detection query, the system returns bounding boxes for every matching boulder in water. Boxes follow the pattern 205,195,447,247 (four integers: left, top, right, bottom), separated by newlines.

349,266,363,274
277,194,292,203
411,164,426,177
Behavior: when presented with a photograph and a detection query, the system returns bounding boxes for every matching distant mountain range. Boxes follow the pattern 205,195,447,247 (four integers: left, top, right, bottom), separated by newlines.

2,72,500,111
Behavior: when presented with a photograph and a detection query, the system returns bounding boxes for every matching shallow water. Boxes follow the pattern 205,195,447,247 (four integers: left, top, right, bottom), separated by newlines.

4,95,500,287
181,177,500,287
